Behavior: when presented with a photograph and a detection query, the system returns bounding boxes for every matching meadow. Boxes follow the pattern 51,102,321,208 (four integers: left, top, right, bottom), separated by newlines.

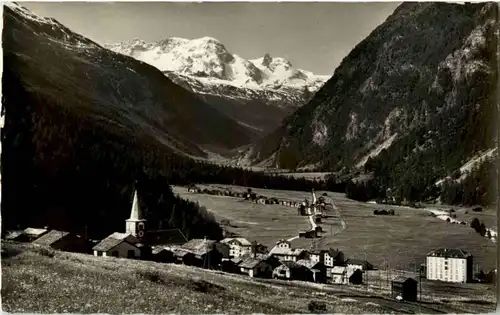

2,242,493,314
174,184,497,272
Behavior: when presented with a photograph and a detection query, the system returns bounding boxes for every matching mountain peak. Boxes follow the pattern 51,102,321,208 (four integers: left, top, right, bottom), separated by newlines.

262,53,272,67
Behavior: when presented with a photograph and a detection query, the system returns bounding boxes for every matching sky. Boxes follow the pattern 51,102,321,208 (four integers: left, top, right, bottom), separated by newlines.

23,2,400,75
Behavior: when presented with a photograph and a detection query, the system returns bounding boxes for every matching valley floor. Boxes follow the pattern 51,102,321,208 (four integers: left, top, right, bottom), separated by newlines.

2,242,495,314
174,184,497,272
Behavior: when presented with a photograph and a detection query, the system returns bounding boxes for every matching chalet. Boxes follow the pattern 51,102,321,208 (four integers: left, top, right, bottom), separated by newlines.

92,232,142,258
151,246,175,263
324,249,345,267
181,238,226,268
221,237,252,258
273,261,312,281
33,230,90,253
346,259,373,271
172,248,198,265
8,227,49,242
297,259,327,283
238,256,274,278
391,277,418,302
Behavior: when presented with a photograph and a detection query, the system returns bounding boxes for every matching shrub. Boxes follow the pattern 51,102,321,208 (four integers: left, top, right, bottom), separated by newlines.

308,300,328,313
35,247,55,258
137,269,165,284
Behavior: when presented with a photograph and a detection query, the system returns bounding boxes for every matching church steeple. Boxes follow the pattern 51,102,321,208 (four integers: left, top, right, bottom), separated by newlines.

129,189,144,221
126,187,147,239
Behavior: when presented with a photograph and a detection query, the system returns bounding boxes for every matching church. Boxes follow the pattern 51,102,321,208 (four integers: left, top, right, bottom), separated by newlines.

92,189,147,258
92,188,189,259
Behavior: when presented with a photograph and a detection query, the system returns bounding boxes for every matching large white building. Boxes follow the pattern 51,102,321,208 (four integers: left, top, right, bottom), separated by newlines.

426,248,473,283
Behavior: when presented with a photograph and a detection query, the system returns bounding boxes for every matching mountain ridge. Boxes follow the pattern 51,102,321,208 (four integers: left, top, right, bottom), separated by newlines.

105,37,329,134
245,1,498,203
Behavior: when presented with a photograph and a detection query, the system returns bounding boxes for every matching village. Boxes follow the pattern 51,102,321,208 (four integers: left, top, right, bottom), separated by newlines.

3,184,494,306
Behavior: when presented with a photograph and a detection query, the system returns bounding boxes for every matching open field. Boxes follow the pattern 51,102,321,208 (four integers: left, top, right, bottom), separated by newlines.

2,242,494,314
173,185,313,249
175,184,497,272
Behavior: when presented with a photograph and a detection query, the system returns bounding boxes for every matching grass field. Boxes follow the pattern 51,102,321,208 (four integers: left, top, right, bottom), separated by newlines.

2,242,494,314
174,184,497,272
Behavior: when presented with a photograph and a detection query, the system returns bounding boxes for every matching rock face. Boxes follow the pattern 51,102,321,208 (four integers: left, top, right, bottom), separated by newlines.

105,38,329,135
247,2,498,178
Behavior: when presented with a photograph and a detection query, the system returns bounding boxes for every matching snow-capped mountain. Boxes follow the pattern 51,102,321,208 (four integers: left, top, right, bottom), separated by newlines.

105,37,329,134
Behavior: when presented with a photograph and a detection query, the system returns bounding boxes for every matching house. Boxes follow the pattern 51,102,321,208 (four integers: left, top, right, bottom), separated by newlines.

10,227,49,242
296,259,327,283
4,230,26,242
349,269,364,284
151,246,175,263
330,266,348,284
324,249,345,267
426,248,473,283
172,248,199,265
273,261,313,281
309,250,327,264
346,258,373,271
391,277,418,302
238,256,274,278
220,258,240,273
221,237,252,258
315,226,323,237
93,232,142,258
187,185,198,193
181,238,225,268
270,247,309,262
33,230,90,253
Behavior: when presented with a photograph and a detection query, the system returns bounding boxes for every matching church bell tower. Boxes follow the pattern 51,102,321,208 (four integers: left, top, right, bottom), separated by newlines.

126,189,147,240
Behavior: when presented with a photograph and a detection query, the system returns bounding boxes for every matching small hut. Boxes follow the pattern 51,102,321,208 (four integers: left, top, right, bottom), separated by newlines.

391,276,418,302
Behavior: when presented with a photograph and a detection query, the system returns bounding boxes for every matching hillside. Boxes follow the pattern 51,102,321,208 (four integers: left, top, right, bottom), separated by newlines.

106,38,328,134
3,3,253,157
3,242,495,314
2,3,234,239
248,2,498,203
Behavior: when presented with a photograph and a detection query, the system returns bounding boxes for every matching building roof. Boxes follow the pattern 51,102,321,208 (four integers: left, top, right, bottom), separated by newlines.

181,238,217,256
5,230,24,240
331,266,347,274
33,230,70,246
151,246,174,255
23,227,48,236
92,232,139,251
427,248,471,259
296,259,322,269
281,261,305,270
221,237,252,246
270,247,307,256
239,257,265,269
128,190,145,222
346,259,372,268
173,248,193,258
327,249,342,258
392,276,417,284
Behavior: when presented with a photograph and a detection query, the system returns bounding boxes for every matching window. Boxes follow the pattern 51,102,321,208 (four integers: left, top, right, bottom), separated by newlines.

127,250,135,258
